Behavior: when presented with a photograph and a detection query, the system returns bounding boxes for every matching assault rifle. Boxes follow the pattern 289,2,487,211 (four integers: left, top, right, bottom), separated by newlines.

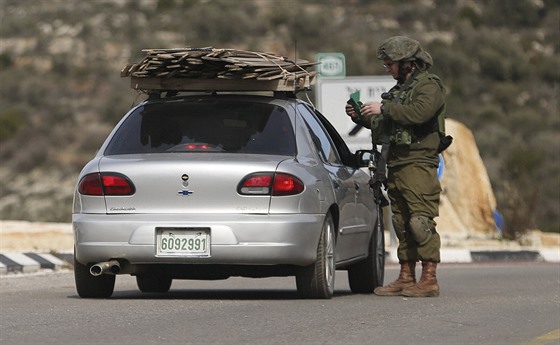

348,90,390,207
355,148,389,207
368,148,390,207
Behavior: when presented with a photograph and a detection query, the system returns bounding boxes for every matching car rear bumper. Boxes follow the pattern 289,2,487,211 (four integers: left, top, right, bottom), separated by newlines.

73,213,324,267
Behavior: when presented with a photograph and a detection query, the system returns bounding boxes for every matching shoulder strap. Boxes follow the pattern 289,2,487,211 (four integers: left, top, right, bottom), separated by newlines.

395,70,420,103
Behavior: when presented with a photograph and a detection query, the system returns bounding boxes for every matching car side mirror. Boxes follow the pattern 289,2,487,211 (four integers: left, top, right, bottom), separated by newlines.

354,150,374,168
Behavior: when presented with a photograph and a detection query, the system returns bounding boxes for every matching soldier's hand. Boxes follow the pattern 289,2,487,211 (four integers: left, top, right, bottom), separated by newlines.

361,102,383,117
345,104,358,118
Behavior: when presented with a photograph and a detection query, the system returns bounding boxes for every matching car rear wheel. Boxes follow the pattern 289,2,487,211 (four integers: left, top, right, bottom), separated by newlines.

136,274,172,293
348,206,385,293
74,255,115,298
296,213,335,299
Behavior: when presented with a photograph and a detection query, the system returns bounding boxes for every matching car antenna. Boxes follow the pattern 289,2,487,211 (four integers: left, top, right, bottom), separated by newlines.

292,39,300,163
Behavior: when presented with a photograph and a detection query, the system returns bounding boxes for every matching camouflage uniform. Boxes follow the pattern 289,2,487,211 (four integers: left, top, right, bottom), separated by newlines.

382,70,444,263
351,36,446,297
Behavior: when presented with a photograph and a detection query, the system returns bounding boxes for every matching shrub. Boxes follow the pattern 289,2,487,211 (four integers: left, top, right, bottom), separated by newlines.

0,107,25,142
0,108,25,142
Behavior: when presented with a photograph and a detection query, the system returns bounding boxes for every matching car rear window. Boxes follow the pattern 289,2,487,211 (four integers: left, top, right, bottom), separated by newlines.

104,99,296,156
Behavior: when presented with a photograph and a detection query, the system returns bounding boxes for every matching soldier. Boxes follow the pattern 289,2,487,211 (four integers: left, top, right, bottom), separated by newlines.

345,36,448,297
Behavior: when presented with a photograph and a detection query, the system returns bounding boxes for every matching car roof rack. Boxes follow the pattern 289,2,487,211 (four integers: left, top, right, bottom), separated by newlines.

122,47,318,94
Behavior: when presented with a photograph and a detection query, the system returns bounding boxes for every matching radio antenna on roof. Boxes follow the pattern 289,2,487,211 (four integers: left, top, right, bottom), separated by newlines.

293,40,298,77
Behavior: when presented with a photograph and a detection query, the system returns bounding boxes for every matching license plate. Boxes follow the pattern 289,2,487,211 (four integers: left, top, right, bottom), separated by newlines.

156,228,210,257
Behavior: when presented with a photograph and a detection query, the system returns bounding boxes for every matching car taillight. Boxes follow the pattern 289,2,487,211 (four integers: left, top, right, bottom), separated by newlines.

272,173,305,196
78,173,135,196
238,173,304,196
102,174,135,195
78,174,103,195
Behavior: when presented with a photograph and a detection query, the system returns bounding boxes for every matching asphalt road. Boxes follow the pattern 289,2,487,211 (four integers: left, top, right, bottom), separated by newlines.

1,262,559,345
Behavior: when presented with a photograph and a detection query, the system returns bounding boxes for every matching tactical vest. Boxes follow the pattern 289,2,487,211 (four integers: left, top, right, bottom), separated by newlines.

387,72,447,146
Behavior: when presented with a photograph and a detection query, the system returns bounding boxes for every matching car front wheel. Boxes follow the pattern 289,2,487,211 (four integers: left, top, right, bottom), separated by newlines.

296,213,335,299
348,206,385,293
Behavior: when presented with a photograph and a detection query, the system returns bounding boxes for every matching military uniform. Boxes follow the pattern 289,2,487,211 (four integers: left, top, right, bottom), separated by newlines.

349,36,448,297
383,70,444,263
353,70,444,262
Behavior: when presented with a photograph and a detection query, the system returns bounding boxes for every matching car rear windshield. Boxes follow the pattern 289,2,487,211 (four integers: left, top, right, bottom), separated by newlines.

104,98,296,156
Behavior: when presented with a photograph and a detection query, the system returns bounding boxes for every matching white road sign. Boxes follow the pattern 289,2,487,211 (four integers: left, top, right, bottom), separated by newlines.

315,76,395,150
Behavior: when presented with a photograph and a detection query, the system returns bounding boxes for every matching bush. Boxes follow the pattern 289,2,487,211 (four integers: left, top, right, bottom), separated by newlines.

0,107,25,142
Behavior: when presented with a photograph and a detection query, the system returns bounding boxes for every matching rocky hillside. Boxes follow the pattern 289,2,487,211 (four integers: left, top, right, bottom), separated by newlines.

0,0,558,237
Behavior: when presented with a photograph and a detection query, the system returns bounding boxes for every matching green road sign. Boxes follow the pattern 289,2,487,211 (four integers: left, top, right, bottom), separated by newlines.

316,53,346,77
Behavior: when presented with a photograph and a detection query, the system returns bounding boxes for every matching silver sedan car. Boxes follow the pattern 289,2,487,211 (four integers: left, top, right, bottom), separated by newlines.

73,92,384,299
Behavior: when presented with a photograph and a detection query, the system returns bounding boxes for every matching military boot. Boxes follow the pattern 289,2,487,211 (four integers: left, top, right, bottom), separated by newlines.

402,261,439,297
374,261,416,296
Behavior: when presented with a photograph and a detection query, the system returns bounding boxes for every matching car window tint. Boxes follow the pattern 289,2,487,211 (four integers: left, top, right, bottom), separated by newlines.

310,108,355,167
104,100,296,156
297,104,342,165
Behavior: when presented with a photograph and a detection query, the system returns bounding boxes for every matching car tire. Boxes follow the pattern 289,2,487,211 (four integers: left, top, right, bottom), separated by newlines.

136,274,172,293
296,213,335,299
74,255,115,298
348,206,385,293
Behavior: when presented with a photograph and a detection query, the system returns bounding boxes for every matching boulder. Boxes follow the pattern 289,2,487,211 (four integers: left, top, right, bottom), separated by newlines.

436,119,498,239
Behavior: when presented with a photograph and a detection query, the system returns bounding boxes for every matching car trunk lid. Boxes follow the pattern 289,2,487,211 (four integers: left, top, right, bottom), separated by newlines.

98,153,288,214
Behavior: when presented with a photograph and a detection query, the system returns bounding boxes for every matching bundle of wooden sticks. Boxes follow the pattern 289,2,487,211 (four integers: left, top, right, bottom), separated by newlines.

121,47,318,81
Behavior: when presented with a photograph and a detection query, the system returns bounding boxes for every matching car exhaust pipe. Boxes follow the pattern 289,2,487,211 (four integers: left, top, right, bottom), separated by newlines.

90,260,121,276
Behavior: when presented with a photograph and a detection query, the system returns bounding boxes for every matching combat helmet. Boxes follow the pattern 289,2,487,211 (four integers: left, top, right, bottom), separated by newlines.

377,36,433,70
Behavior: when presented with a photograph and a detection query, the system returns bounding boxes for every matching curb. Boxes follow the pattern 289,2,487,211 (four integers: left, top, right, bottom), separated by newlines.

0,253,70,275
386,248,560,264
0,248,558,275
